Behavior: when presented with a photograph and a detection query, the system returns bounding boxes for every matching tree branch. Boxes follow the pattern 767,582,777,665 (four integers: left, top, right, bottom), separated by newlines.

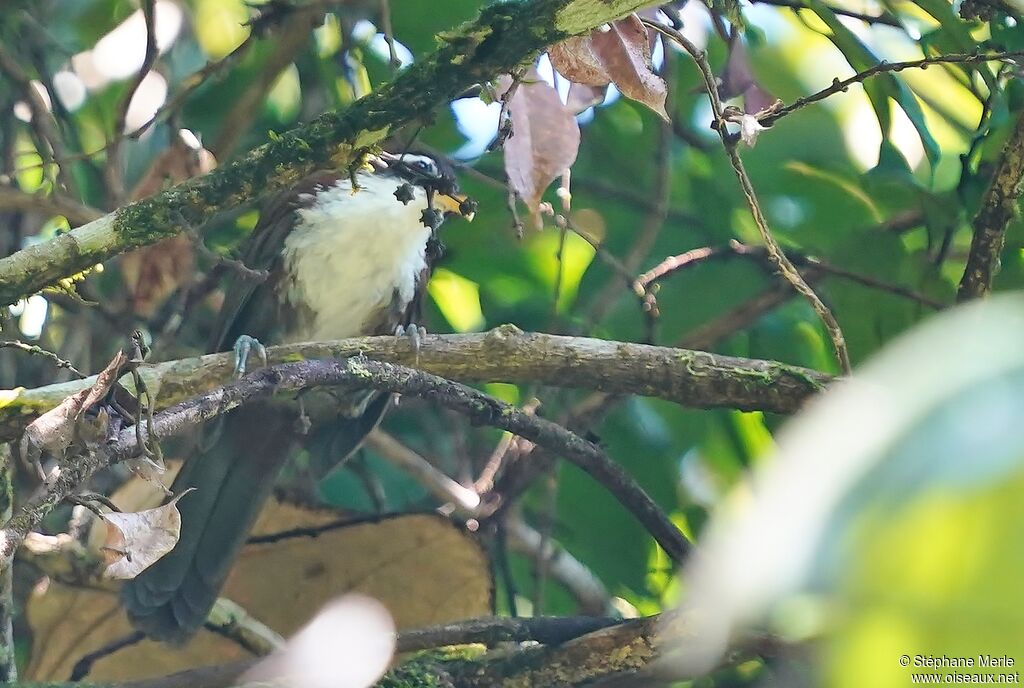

645,19,852,374
0,0,653,306
2,356,692,566
0,328,831,442
760,51,1024,128
958,109,1024,300
0,185,103,226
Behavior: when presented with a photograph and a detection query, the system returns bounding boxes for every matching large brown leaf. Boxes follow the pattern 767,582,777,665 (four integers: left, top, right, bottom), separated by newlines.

26,500,491,681
501,69,580,225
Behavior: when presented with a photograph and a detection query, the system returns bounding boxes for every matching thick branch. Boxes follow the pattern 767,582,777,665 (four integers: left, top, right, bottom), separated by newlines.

0,0,650,306
958,109,1024,300
109,616,667,688
2,357,691,566
0,328,830,442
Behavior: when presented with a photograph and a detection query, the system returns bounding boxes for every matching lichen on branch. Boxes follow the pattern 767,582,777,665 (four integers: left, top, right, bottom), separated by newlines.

0,0,653,306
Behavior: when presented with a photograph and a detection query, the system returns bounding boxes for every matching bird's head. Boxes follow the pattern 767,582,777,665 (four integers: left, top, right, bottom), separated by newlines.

371,151,476,226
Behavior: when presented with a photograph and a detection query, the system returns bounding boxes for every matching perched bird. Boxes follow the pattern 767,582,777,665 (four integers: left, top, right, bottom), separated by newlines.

122,151,473,642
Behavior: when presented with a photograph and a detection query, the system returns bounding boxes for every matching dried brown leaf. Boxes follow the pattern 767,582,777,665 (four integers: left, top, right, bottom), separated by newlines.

548,15,667,120
21,350,128,465
102,488,195,579
589,16,669,121
500,70,580,226
565,83,608,114
548,36,610,88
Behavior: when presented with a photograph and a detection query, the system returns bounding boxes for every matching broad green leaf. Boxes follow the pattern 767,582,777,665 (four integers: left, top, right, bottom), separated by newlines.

672,296,1024,679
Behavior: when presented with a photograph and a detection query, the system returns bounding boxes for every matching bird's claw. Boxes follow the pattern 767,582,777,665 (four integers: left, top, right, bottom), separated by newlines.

394,323,427,360
233,334,267,377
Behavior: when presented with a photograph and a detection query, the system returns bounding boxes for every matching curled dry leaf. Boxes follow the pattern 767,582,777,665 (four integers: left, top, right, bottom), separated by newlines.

549,14,668,121
499,69,580,227
102,487,196,579
20,350,129,469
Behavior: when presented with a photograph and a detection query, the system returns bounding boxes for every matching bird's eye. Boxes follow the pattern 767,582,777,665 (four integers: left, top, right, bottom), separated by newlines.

413,159,437,175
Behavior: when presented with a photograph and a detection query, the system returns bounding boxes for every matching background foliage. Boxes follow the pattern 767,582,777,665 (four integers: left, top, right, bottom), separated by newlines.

0,0,1022,685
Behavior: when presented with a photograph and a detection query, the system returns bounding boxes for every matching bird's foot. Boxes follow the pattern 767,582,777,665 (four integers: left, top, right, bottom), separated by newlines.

233,334,267,377
394,323,427,363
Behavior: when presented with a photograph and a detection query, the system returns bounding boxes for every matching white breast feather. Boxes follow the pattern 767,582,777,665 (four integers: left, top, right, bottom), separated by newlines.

281,174,432,342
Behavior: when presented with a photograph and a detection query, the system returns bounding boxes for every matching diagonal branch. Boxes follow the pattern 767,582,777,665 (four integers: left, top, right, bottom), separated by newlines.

0,0,653,306
645,18,852,374
957,109,1024,301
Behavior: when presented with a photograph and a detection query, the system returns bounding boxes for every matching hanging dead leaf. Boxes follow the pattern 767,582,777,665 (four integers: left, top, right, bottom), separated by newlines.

27,500,491,681
102,488,196,579
549,15,668,121
500,70,580,227
121,129,215,317
549,35,609,87
589,16,668,121
565,83,607,114
20,350,129,468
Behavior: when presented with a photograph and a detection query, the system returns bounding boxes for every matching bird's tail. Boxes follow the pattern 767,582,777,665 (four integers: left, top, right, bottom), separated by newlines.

122,394,391,643
121,402,296,642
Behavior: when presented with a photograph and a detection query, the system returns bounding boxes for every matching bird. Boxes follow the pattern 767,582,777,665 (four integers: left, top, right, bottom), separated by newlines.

121,151,473,642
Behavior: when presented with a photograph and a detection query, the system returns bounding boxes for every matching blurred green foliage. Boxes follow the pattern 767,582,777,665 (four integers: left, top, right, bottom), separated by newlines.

1,0,1022,682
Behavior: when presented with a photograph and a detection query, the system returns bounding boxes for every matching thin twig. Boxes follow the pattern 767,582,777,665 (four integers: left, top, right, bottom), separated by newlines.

646,18,852,374
0,186,103,226
189,229,269,282
761,50,1024,127
365,430,482,514
0,339,85,377
0,43,76,195
68,632,145,681
205,598,285,657
106,0,158,204
586,99,673,334
212,3,324,159
636,241,946,309
506,517,610,615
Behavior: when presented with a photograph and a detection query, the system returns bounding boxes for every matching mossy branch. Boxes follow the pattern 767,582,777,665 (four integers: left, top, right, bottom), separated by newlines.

0,0,650,306
0,328,830,442
958,109,1024,301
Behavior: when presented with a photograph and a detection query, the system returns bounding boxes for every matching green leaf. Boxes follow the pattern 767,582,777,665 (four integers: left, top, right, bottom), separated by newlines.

805,0,941,168
908,0,998,91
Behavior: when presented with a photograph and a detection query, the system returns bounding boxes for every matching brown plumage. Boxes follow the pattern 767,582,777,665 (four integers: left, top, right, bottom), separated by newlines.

122,154,468,642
